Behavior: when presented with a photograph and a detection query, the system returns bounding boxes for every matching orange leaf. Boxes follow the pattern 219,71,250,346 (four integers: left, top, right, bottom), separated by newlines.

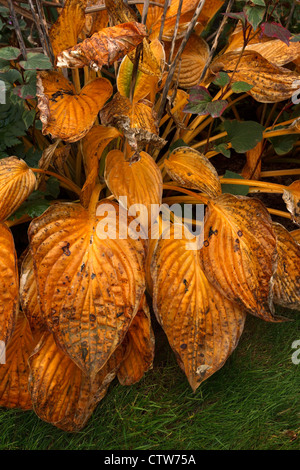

57,22,147,69
84,0,108,36
37,71,113,143
210,51,300,103
20,250,46,340
199,194,279,321
272,223,300,310
151,224,246,391
241,140,263,180
0,157,36,221
226,24,300,67
291,229,300,244
0,314,35,409
117,295,155,385
49,0,87,61
283,180,300,226
0,223,19,344
164,146,222,198
80,125,122,208
29,331,126,431
28,201,145,377
165,34,209,88
104,149,163,229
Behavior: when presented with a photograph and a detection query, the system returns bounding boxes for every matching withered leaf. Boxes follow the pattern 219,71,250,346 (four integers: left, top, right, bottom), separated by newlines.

210,50,300,103
100,92,166,151
0,314,35,409
80,126,122,208
29,332,126,431
272,223,300,310
199,194,279,321
151,224,246,391
241,140,263,180
104,149,163,230
164,146,222,198
0,157,36,221
283,180,300,226
117,296,155,385
20,250,46,339
57,22,147,70
0,223,19,345
28,201,145,377
165,34,210,89
37,71,113,143
49,0,87,61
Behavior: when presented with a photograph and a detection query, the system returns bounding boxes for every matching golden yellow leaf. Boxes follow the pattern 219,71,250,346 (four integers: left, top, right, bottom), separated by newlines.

84,0,108,36
117,53,160,103
29,332,126,431
199,194,279,321
0,157,36,221
164,146,222,198
37,71,113,143
28,201,145,377
104,149,163,230
105,0,137,25
151,224,246,391
80,126,122,208
0,223,19,344
20,250,46,339
210,51,300,103
49,0,87,61
56,22,147,69
241,140,263,180
291,229,300,244
0,314,35,409
165,34,209,88
282,180,300,226
272,223,300,310
127,38,165,77
226,24,300,67
117,296,155,385
100,92,166,151
138,0,199,40
195,0,225,33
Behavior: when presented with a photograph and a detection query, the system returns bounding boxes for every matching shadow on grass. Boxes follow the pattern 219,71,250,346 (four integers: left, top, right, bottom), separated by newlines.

0,308,299,450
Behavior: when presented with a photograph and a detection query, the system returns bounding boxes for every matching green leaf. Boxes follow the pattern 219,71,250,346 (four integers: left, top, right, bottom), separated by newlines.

169,139,189,154
20,52,52,70
224,120,265,153
22,109,35,129
0,58,10,71
9,192,50,220
45,176,60,198
0,69,22,84
0,46,20,60
221,171,249,196
231,81,253,93
243,5,266,31
213,71,230,88
252,0,265,5
268,134,299,155
215,143,231,158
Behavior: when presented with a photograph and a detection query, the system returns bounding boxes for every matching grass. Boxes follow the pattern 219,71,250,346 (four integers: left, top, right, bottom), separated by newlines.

0,309,299,450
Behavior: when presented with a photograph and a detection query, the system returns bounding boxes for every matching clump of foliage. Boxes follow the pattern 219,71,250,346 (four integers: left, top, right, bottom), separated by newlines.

0,0,299,432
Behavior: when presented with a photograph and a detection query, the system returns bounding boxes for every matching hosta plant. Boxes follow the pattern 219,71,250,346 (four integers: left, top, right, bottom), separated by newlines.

0,0,299,431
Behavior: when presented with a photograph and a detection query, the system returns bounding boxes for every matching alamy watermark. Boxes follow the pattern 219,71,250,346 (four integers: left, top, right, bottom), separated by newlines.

291,340,300,365
0,340,5,364
95,198,205,250
0,80,5,104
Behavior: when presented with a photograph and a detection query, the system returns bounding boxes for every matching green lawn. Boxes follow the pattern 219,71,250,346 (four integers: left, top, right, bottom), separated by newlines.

0,310,299,450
